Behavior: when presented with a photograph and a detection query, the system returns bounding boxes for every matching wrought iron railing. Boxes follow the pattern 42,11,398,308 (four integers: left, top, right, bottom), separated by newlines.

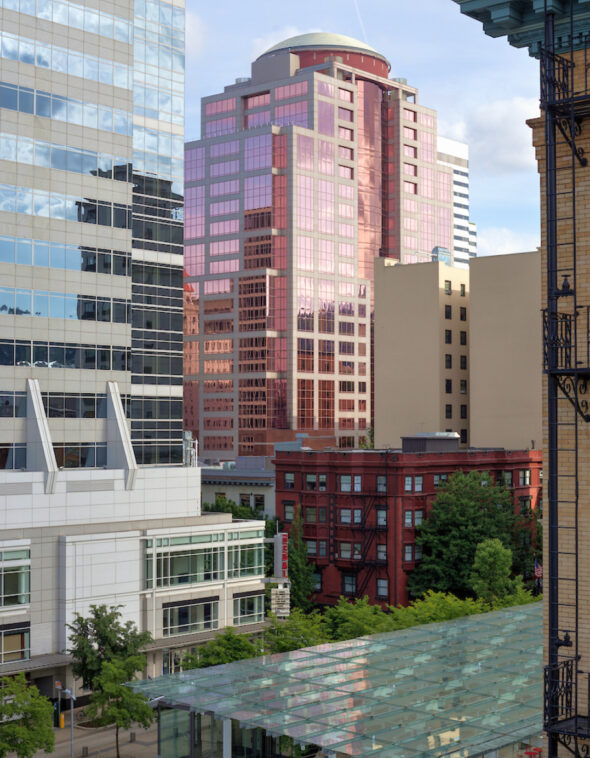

544,660,575,728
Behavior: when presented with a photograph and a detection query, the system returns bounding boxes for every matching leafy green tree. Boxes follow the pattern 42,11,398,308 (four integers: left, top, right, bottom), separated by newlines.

67,605,152,692
470,538,519,603
181,628,258,669
407,471,518,599
358,427,375,449
264,609,329,653
287,509,316,612
0,673,54,758
388,590,488,629
324,597,392,641
86,656,153,758
203,495,264,521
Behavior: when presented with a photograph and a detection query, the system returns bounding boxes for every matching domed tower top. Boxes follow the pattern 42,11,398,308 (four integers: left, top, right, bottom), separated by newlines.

256,32,391,77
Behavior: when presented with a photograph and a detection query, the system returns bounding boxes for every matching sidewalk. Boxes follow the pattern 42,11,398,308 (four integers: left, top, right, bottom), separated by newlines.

35,706,159,758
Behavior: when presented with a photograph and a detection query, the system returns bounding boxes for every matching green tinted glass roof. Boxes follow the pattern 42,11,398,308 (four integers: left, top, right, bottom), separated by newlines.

132,602,542,757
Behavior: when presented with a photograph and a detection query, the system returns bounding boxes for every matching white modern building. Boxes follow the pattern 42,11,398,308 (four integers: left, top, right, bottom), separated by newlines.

0,0,266,694
437,135,478,268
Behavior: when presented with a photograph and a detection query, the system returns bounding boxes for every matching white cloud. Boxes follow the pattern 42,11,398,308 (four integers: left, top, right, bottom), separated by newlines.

476,226,540,257
440,96,540,176
251,25,321,61
185,10,207,60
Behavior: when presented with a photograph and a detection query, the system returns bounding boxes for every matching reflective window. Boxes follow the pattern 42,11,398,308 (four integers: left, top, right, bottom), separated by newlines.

233,594,264,625
0,550,30,606
0,624,29,662
163,600,218,637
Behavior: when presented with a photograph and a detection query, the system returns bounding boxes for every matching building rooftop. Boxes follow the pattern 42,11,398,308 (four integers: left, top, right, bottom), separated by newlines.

132,602,542,758
258,31,389,66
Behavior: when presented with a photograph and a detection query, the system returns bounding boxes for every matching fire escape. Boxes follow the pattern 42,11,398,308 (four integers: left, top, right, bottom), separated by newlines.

542,4,590,756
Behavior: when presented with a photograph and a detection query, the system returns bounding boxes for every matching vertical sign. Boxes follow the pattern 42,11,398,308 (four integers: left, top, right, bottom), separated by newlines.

274,532,288,579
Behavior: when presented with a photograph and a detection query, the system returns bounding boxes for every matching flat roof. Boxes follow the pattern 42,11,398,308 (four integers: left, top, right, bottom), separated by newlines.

132,602,542,757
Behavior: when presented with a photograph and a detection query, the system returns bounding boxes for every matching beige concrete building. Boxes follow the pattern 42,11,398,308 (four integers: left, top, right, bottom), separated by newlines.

374,259,470,448
469,251,542,450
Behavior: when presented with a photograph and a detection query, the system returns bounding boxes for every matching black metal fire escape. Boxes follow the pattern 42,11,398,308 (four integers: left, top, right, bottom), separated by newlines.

542,3,590,756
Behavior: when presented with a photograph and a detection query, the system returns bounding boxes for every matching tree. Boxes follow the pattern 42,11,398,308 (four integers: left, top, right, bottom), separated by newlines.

358,427,375,449
264,609,329,653
407,471,517,599
67,605,152,692
388,590,488,629
287,509,316,612
470,538,519,603
86,656,153,758
324,597,392,641
0,673,54,758
181,628,258,669
203,495,264,521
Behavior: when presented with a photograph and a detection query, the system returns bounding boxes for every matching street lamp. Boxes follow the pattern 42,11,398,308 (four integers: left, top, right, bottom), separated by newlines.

56,684,75,758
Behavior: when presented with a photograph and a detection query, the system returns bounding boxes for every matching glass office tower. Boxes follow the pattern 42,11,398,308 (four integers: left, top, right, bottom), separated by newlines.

185,33,476,459
0,0,185,467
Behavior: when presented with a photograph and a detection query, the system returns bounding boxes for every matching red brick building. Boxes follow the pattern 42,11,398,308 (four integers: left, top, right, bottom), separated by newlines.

274,434,542,607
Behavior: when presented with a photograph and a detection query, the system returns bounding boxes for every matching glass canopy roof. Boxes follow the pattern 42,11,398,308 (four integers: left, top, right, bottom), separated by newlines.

132,602,542,758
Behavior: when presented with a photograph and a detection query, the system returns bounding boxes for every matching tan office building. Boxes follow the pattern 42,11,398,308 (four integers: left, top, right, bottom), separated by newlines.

374,259,470,448
469,251,542,450
374,252,542,451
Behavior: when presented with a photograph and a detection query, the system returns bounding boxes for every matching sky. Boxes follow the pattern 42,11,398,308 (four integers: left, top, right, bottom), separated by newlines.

184,0,541,257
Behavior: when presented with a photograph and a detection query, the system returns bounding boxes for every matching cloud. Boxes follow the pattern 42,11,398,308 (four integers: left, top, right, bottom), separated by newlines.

185,10,207,60
251,25,321,60
476,226,540,257
440,96,540,176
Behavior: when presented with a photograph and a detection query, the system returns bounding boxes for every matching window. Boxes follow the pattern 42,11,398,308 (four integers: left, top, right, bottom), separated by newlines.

353,543,362,560
460,355,467,370
0,549,30,606
434,473,448,487
233,594,264,625
404,476,413,492
376,578,388,598
460,331,467,345
305,506,317,523
377,509,387,527
460,307,467,321
145,544,225,589
376,475,387,493
340,542,352,559
340,475,352,492
503,471,513,487
445,404,452,419
318,474,327,491
353,508,362,524
460,380,467,394
404,510,413,527
445,379,452,394
519,496,532,514
445,305,452,319
318,540,327,557
239,494,251,508
306,540,317,556
404,545,413,562
445,354,452,369
343,574,356,595
0,623,30,663
254,494,265,510
460,283,466,296
415,544,423,561
444,280,452,295
415,510,424,526
353,475,362,492
445,330,452,344
377,544,387,561
228,545,265,578
283,503,295,522
460,429,467,444
305,474,317,491
313,572,322,591
519,469,531,486
285,472,295,489
163,600,219,637
340,508,352,524
415,475,423,493
318,507,327,523
460,404,467,419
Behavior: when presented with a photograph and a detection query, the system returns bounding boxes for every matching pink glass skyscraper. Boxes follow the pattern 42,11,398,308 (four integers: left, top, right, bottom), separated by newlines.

184,33,474,459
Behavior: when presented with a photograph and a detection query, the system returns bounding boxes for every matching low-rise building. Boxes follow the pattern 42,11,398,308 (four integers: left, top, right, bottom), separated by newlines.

274,434,542,607
200,456,275,517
